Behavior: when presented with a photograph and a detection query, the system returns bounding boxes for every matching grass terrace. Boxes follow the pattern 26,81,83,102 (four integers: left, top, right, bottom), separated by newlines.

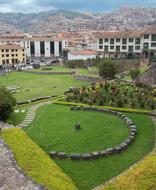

0,71,88,102
23,103,155,190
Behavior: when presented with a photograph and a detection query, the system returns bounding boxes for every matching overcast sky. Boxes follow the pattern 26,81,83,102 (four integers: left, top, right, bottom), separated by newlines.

0,0,155,13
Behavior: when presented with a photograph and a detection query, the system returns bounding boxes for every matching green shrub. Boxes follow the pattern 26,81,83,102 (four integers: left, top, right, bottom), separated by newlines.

0,86,16,121
129,69,140,80
117,99,124,107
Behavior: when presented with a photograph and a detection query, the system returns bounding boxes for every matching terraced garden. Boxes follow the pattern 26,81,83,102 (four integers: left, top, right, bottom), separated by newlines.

23,103,155,190
0,66,156,190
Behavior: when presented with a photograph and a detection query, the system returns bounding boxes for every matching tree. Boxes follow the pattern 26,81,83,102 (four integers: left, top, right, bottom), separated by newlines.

130,69,140,80
98,59,117,80
0,86,16,121
98,59,117,91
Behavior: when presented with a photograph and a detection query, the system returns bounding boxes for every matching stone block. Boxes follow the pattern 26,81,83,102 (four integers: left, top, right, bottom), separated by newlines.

99,150,107,157
106,148,114,155
114,146,122,153
70,153,81,160
49,151,57,158
91,151,100,159
57,152,67,159
82,153,92,160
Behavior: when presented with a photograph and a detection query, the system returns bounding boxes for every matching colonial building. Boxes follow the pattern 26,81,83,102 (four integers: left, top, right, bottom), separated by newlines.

96,27,156,59
0,34,68,60
0,44,26,65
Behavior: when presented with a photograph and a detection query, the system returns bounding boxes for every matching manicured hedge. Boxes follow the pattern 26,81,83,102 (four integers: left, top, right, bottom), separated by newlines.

53,100,152,115
100,149,156,190
2,128,77,190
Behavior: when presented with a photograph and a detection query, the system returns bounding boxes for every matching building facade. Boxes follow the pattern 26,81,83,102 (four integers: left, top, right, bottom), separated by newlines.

0,34,68,61
96,27,156,59
0,44,26,65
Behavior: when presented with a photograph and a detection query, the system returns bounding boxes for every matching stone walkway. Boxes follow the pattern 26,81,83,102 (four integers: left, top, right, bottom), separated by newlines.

18,101,51,128
0,139,45,190
0,101,52,190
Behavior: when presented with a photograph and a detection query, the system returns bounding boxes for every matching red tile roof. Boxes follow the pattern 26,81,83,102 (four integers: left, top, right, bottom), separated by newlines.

70,50,97,56
0,44,24,49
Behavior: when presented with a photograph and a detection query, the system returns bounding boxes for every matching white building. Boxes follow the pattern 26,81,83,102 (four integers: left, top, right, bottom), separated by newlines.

68,50,97,60
0,34,68,60
96,27,156,59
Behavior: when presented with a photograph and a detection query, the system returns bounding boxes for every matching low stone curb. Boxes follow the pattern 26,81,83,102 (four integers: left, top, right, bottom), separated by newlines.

49,106,137,161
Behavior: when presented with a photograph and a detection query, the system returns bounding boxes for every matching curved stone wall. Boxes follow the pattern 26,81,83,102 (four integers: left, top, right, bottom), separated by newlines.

49,106,137,161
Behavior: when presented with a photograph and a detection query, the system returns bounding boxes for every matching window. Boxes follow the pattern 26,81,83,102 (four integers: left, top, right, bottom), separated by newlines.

122,46,127,50
40,41,45,55
2,49,4,52
23,54,25,56
6,49,9,52
128,46,133,52
110,39,114,44
116,46,120,52
16,54,18,56
104,38,109,42
2,54,4,57
59,41,62,54
116,38,120,42
50,41,55,55
151,43,156,47
110,46,114,50
6,54,9,57
99,45,103,49
99,39,103,44
104,46,108,51
122,38,127,44
15,49,18,52
30,41,35,55
151,34,156,41
144,34,149,39
135,46,140,50
143,43,149,50
129,38,134,42
135,38,141,44
11,49,14,52
11,54,14,57
22,49,25,52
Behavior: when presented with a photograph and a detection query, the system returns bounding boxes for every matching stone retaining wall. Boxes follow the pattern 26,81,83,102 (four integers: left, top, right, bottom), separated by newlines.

74,75,101,83
22,70,75,75
17,95,56,105
136,63,156,86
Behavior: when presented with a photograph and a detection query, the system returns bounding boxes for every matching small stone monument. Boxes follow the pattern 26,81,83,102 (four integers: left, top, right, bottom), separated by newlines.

75,123,81,130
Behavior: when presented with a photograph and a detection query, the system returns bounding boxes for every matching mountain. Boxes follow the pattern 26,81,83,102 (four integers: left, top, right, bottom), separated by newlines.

0,7,156,34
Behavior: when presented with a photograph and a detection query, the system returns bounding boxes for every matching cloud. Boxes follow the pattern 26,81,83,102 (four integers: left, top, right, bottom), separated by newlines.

0,0,155,13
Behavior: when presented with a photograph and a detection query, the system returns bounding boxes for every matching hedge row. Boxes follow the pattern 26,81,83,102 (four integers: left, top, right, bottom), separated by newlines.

53,100,152,115
2,128,77,190
100,149,156,190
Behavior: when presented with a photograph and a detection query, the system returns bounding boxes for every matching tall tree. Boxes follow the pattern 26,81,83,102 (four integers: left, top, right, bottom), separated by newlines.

98,59,116,80
98,59,117,91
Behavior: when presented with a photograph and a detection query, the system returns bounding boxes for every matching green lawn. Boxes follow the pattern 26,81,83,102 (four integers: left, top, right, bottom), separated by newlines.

123,65,149,80
25,104,129,153
24,104,155,190
77,68,99,77
0,72,88,102
33,66,99,77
